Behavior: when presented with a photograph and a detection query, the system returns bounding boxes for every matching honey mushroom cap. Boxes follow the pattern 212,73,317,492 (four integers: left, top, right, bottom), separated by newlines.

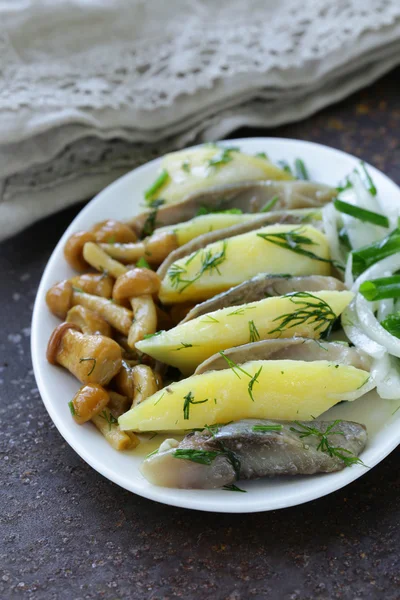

70,383,110,424
46,322,80,364
112,268,161,303
45,280,73,319
92,219,137,243
64,231,96,272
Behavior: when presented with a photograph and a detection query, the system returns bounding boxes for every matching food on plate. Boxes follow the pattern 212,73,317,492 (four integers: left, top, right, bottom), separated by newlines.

182,274,345,323
158,224,332,304
118,360,370,431
195,338,372,374
136,290,354,374
45,147,400,490
141,418,368,489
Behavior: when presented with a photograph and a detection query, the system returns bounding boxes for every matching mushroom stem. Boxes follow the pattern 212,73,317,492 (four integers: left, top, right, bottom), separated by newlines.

131,364,158,408
83,242,127,278
47,323,122,385
98,242,146,264
70,273,114,298
92,407,139,450
66,305,112,336
128,295,157,348
72,290,133,335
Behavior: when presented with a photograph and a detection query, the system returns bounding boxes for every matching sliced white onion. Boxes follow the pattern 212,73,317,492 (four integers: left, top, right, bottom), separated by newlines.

378,298,394,321
356,294,400,357
341,302,386,358
371,353,400,400
349,170,381,212
344,252,354,289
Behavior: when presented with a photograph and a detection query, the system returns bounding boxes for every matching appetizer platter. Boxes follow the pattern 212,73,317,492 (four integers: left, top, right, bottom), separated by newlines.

31,139,400,512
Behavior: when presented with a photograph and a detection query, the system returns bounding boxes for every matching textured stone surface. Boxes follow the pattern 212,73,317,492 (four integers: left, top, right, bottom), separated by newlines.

1,68,400,600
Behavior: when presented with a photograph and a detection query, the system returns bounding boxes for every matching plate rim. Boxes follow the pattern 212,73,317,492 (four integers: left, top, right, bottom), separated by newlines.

31,136,400,513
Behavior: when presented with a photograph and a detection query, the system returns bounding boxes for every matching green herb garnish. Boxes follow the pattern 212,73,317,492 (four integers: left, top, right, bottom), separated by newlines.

143,330,163,339
79,357,97,376
255,152,268,159
268,291,337,337
260,195,280,212
183,391,209,420
289,420,366,467
219,352,262,402
334,199,389,228
252,424,283,432
107,235,116,244
227,306,255,316
99,410,118,431
168,241,227,292
351,229,400,277
248,320,260,343
294,158,309,180
207,147,239,168
359,276,400,301
173,342,196,351
359,161,377,196
257,227,338,267
201,315,220,323
136,256,151,269
182,160,191,173
141,198,165,237
173,449,221,465
196,205,243,216
381,312,400,339
277,160,293,174
144,169,169,201
222,484,247,492
68,401,76,416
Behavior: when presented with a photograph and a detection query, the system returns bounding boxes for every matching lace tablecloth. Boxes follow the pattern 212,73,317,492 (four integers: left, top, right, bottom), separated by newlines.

1,0,400,239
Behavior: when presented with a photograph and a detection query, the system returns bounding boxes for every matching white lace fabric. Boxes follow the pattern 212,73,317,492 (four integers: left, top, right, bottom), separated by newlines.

1,0,400,239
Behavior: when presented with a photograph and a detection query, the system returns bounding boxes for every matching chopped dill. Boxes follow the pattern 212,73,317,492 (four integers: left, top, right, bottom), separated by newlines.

223,484,247,492
173,342,196,351
99,410,118,431
183,391,209,420
219,352,262,402
248,320,260,343
168,241,227,292
268,291,337,337
173,449,221,465
182,160,191,173
141,198,165,237
261,195,280,212
253,424,283,432
201,315,220,324
227,306,255,316
68,401,76,416
79,357,97,376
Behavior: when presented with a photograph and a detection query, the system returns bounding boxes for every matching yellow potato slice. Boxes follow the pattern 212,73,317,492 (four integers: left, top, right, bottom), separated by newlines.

159,224,331,304
155,213,260,246
136,290,354,374
145,147,293,204
118,360,370,432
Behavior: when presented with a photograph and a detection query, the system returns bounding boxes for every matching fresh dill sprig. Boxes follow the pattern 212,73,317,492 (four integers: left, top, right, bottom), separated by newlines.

167,241,227,293
268,292,337,337
173,342,196,351
201,315,220,324
183,391,209,420
207,147,240,168
99,410,118,431
79,357,97,376
141,198,165,237
173,449,221,465
227,306,255,316
289,420,366,467
248,320,260,343
222,484,247,492
219,352,262,402
257,227,338,267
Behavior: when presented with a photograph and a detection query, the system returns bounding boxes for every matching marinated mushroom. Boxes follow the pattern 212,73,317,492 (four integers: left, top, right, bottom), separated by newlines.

131,364,159,408
114,360,137,399
64,231,96,271
46,280,73,319
82,242,127,278
99,231,178,267
91,219,137,243
69,383,110,424
112,268,161,347
66,305,112,336
47,322,122,385
71,290,133,335
91,406,139,450
107,390,131,416
70,273,114,298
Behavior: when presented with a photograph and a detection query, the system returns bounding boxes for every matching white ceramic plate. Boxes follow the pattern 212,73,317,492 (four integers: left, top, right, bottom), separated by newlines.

31,138,400,513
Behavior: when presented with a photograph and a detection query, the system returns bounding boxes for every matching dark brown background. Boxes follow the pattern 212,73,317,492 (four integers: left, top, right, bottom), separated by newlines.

1,68,400,600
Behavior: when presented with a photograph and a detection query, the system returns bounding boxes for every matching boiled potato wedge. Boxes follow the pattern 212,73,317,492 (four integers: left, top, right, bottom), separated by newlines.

136,290,354,374
145,147,293,204
155,213,260,246
159,224,331,304
118,360,370,432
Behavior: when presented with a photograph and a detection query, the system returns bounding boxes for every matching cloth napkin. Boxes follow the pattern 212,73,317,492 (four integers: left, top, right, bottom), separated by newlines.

1,0,400,240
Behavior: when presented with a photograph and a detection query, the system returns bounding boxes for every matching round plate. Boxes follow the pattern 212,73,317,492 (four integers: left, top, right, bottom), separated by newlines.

31,138,400,512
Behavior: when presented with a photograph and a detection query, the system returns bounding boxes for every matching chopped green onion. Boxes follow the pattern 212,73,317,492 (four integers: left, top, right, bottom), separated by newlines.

136,257,151,269
261,195,280,212
338,227,352,252
381,312,400,339
144,169,169,201
143,330,163,339
277,160,292,175
294,158,309,180
252,424,283,432
359,161,377,196
351,229,400,277
359,276,400,301
334,199,389,228
173,449,220,465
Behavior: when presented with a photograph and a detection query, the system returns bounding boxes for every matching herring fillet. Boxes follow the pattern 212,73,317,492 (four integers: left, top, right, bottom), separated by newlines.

141,419,367,489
